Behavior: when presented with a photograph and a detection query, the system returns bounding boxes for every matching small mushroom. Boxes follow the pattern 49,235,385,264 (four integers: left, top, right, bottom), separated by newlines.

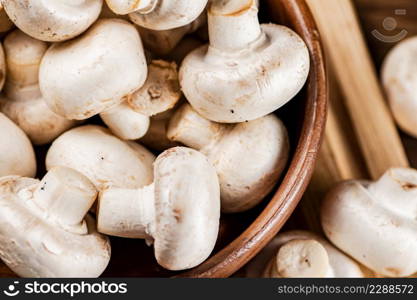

246,231,365,278
382,36,417,138
167,103,289,213
322,168,417,277
127,60,182,116
0,113,36,177
105,0,207,30
137,12,206,56
97,147,220,270
180,0,310,123
46,125,155,191
2,0,103,42
0,166,111,277
39,18,148,120
0,30,77,145
100,101,150,140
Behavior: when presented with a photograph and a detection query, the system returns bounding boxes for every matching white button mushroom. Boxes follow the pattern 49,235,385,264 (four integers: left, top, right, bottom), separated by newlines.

167,103,289,213
39,18,148,120
0,113,36,177
0,166,110,277
100,59,181,140
382,36,417,138
105,0,207,30
179,0,310,123
322,168,417,277
0,30,77,145
97,147,220,271
2,0,103,42
46,125,155,191
137,12,206,56
247,231,364,278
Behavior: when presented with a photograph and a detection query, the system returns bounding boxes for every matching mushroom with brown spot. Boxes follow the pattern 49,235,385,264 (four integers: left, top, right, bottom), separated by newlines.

2,0,103,42
246,231,365,278
97,147,220,270
321,168,417,277
0,30,77,145
180,0,310,123
167,103,289,213
0,166,110,277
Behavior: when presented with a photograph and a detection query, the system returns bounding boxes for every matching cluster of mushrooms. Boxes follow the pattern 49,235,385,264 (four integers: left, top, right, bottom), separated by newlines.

245,35,417,279
0,0,311,277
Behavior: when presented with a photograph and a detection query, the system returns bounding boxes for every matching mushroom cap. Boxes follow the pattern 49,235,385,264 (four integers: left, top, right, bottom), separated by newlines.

168,104,289,213
382,36,417,138
4,29,48,86
46,125,155,190
39,18,148,120
128,60,182,116
129,0,208,30
100,101,150,140
270,239,330,278
1,86,77,145
153,147,220,270
0,113,36,177
246,230,365,278
0,175,110,277
180,24,310,123
209,114,289,212
321,168,417,277
2,0,103,42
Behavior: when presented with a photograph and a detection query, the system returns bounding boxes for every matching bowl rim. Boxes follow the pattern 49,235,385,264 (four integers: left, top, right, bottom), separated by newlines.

178,0,328,278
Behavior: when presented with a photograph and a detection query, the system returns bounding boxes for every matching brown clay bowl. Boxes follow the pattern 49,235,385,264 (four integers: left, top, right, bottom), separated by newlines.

0,0,327,278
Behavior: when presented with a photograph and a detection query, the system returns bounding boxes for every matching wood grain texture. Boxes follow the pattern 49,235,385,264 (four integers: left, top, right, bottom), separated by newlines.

306,0,409,180
298,54,368,234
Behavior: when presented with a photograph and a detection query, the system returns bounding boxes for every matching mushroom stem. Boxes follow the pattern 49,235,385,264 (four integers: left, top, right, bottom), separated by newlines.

367,168,417,218
167,104,225,151
32,167,97,232
97,184,155,239
208,0,262,51
266,239,331,278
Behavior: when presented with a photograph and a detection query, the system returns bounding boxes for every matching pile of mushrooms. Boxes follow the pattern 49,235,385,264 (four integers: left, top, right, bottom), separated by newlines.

0,0,310,277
